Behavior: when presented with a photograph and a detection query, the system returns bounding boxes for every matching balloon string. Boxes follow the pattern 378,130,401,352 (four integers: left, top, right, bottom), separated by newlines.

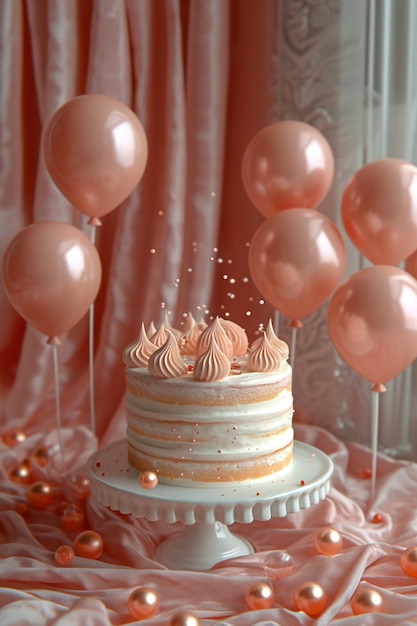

370,389,380,503
290,327,297,372
89,221,97,437
89,303,96,436
51,343,66,472
273,310,280,336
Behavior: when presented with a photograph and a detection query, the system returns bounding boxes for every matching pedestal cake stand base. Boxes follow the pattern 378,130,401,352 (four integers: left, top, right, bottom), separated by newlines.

87,440,333,571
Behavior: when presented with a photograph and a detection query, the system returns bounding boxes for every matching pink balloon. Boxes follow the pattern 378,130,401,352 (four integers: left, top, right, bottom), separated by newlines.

248,209,345,325
1,221,102,341
242,121,334,218
405,248,417,279
43,94,148,220
327,265,417,389
341,158,417,265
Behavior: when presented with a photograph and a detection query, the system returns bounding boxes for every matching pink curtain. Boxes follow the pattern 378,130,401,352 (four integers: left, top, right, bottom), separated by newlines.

1,0,279,443
3,3,417,625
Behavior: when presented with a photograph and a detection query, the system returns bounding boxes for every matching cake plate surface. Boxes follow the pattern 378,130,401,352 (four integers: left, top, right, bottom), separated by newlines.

87,439,333,571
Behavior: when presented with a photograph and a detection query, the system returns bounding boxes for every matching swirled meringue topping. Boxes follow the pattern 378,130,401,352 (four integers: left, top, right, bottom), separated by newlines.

148,330,188,379
147,320,157,338
265,318,289,360
248,332,282,373
249,319,289,362
180,319,205,356
193,336,231,382
180,311,197,334
150,323,170,348
219,319,249,356
196,316,233,361
123,323,157,368
163,311,182,339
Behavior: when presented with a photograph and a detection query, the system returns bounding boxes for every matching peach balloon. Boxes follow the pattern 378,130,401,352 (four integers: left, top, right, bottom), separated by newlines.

405,248,417,280
342,158,417,265
248,209,345,326
43,94,148,220
1,221,102,342
328,265,417,389
242,121,334,217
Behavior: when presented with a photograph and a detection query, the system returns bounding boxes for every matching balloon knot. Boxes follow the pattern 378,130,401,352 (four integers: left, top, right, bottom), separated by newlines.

88,217,102,227
289,319,303,329
47,336,61,346
372,383,386,393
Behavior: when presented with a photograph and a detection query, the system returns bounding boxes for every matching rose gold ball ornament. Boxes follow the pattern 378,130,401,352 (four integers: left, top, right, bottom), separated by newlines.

169,611,200,626
351,587,385,615
245,582,274,610
8,460,33,484
30,446,48,468
60,502,86,533
55,545,74,565
314,527,343,556
400,546,417,578
138,470,158,489
293,581,327,618
128,587,160,620
2,430,27,447
73,530,104,560
67,470,90,500
27,481,54,509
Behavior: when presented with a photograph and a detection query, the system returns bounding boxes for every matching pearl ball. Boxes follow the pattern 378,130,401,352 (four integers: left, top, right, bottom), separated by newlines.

9,460,33,485
169,611,200,626
245,582,274,610
293,581,327,617
2,430,27,447
73,530,104,560
55,545,74,565
27,481,54,509
60,502,86,533
138,470,158,489
128,587,159,620
400,546,417,578
351,587,384,614
314,527,343,556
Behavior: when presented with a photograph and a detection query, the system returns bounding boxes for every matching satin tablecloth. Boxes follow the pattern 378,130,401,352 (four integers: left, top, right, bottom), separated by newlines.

1,423,417,625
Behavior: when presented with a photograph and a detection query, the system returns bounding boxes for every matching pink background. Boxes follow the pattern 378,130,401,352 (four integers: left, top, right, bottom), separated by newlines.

1,2,417,623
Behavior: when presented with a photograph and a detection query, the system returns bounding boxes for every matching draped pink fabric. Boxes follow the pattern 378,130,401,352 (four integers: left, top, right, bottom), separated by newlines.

1,1,417,624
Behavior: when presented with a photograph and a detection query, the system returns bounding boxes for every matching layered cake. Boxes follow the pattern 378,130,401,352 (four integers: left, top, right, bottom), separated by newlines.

123,316,293,487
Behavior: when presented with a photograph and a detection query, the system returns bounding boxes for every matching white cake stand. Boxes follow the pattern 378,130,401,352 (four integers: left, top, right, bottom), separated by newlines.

86,440,333,571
